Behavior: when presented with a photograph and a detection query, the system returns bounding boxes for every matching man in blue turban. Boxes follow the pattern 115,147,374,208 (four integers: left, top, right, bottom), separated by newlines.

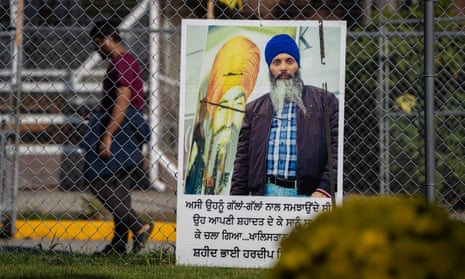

230,33,339,198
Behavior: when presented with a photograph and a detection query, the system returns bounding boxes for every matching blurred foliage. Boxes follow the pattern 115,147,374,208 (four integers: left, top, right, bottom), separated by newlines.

268,196,465,279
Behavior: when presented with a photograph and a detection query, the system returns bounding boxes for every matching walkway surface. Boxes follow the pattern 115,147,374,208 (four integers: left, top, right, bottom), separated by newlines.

1,186,178,255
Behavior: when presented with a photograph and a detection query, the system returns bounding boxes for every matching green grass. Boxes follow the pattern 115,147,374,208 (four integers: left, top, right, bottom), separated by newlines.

0,249,268,279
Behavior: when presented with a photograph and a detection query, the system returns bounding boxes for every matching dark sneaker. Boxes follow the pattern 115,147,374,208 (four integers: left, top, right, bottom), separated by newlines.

94,243,127,256
132,223,154,254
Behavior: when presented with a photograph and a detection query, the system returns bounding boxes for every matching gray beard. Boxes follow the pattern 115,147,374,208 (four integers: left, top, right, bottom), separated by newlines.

269,71,307,115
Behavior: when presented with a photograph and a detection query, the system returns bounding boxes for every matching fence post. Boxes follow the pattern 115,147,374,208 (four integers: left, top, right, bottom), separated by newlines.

424,0,436,204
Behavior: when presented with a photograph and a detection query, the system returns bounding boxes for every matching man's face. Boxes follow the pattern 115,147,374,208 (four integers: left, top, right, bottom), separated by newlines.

211,86,247,145
93,36,111,59
269,53,299,80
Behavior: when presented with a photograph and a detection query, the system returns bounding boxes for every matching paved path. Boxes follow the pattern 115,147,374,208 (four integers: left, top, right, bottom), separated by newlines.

1,187,177,255
14,188,177,220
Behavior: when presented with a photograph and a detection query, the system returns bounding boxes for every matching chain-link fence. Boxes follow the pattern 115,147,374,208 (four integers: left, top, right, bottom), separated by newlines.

0,0,464,256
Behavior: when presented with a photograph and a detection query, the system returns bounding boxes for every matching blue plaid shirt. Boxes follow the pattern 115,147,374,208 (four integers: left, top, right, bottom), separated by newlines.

267,102,297,179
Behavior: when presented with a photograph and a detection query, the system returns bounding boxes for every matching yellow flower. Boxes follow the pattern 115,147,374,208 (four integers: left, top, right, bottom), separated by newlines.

219,0,243,10
395,93,416,113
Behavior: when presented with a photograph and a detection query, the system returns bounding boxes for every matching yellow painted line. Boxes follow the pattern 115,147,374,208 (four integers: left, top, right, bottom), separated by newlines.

14,220,176,242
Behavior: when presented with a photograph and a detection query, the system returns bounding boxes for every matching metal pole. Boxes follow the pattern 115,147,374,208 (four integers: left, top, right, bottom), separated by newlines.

377,18,386,195
377,14,390,195
149,0,168,192
149,0,160,185
424,0,436,204
9,0,24,237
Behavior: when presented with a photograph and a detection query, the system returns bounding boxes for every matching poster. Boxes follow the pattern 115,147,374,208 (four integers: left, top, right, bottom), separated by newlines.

177,19,346,268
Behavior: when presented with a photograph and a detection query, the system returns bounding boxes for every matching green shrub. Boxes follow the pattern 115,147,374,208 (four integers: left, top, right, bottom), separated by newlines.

269,196,465,279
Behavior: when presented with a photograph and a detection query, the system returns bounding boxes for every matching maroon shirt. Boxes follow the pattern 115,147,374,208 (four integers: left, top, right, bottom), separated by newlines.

100,52,144,113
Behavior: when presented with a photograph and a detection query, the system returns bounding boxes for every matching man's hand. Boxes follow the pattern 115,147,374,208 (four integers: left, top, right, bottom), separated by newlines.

310,191,329,198
98,134,112,159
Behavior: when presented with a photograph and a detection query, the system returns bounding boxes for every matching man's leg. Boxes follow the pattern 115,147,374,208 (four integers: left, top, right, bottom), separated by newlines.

111,219,129,248
91,172,129,255
120,167,154,254
113,168,145,234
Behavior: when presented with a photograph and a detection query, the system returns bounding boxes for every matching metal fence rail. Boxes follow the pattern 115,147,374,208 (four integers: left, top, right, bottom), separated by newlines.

1,0,465,256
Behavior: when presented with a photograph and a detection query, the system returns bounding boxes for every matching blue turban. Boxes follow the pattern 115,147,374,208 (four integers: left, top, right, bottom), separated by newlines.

264,34,300,67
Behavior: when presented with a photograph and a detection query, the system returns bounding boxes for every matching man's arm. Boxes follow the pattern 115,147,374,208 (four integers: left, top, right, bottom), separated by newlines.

98,86,131,158
313,92,339,198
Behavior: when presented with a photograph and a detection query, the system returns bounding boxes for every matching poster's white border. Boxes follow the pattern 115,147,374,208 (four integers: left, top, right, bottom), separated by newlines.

177,19,347,268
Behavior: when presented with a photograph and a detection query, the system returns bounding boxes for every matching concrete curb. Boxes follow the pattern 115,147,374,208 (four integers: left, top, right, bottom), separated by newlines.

14,220,176,242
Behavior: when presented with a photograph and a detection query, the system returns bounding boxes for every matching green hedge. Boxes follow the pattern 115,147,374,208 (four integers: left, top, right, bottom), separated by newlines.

269,196,465,279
